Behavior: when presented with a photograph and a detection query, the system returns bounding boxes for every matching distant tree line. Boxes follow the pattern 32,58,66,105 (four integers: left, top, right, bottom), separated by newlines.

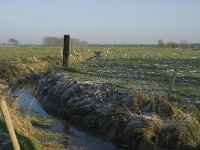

8,38,19,45
158,39,190,49
43,37,88,47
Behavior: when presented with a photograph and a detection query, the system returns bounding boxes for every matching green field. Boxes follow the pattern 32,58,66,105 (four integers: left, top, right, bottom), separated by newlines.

0,46,93,61
1,46,200,104
69,47,200,105
1,46,200,149
0,46,60,61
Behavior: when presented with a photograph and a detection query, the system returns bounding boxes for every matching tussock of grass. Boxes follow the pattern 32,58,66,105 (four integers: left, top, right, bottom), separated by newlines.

132,89,186,119
159,119,200,148
129,89,200,148
0,56,60,84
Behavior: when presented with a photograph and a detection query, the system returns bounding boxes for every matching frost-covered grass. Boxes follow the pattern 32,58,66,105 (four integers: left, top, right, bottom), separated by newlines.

1,45,199,112
39,68,200,149
69,47,200,106
1,46,199,104
1,45,199,148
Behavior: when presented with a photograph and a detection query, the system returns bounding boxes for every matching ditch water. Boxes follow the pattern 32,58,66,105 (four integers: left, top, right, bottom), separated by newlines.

11,82,116,150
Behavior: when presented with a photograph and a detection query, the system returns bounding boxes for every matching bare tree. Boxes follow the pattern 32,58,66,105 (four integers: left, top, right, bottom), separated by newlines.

8,38,19,45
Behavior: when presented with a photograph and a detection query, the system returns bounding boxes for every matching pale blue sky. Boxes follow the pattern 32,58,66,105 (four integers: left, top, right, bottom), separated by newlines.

0,0,200,44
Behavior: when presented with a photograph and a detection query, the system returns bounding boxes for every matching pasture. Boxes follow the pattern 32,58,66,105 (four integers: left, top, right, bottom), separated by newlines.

0,45,199,105
70,47,200,105
1,45,200,149
0,46,92,61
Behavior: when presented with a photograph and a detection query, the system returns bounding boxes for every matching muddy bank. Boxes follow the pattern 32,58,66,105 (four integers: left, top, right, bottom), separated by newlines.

37,70,200,149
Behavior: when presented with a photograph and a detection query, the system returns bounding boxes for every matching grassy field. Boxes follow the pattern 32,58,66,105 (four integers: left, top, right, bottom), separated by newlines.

1,45,199,105
69,47,200,105
1,46,200,149
0,46,60,61
0,46,94,150
0,46,94,61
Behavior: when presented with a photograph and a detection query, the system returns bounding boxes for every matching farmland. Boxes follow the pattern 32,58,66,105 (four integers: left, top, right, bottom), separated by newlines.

0,46,90,61
69,47,200,106
1,46,200,149
1,46,199,105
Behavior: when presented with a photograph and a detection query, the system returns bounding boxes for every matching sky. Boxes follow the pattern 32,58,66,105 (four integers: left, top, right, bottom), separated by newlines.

0,0,200,44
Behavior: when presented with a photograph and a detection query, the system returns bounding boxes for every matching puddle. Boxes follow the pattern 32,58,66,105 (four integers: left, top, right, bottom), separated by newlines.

145,72,160,75
11,82,116,150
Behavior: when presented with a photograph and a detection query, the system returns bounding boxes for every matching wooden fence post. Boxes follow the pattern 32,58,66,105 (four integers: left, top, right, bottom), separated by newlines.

0,96,20,150
63,35,70,67
168,68,178,98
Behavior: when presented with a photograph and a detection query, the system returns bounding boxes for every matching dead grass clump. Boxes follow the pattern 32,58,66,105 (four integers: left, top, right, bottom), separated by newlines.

159,118,200,149
132,89,186,120
131,89,154,114
123,115,163,149
0,56,61,84
141,115,163,143
0,79,9,95
155,98,185,119
0,62,32,83
130,89,200,148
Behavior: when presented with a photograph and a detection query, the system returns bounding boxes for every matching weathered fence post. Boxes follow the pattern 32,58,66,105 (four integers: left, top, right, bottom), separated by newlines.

0,96,20,150
168,68,178,98
63,35,70,67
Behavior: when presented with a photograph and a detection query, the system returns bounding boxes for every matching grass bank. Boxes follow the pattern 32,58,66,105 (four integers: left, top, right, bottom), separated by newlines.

0,48,94,149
